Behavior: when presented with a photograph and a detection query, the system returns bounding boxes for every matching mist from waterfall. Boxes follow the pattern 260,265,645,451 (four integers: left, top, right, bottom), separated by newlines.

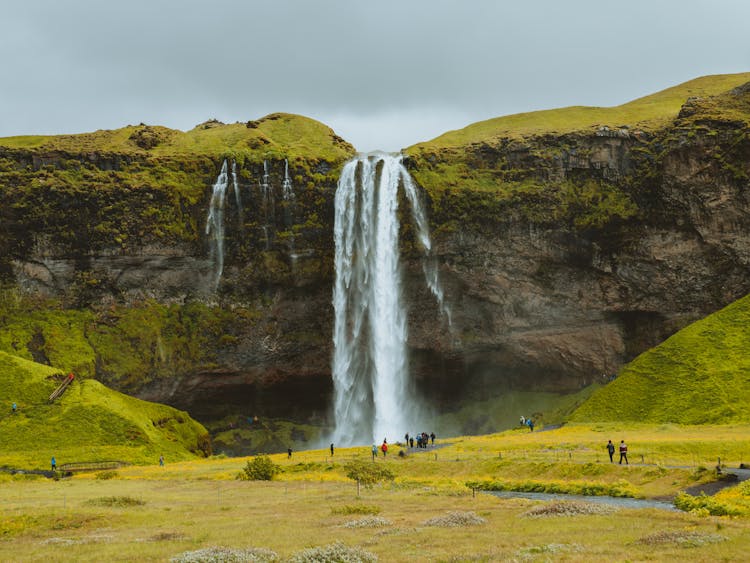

205,159,230,290
331,153,448,446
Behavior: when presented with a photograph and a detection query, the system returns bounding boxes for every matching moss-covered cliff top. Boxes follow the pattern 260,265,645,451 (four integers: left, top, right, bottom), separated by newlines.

0,351,210,468
570,293,750,425
409,72,750,151
0,112,355,162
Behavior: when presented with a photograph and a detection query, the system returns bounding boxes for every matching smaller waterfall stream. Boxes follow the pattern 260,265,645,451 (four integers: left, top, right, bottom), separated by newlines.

282,159,296,251
260,160,275,249
205,159,230,290
332,153,448,446
231,160,243,224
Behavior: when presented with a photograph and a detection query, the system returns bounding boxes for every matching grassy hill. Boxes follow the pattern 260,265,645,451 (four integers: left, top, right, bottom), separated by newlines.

410,72,750,150
0,112,355,162
570,294,750,424
0,351,210,469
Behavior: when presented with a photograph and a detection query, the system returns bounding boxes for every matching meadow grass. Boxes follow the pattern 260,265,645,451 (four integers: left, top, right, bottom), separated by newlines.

2,429,750,562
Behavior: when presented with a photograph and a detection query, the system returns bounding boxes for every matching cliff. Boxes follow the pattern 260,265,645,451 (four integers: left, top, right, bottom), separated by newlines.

1,76,749,443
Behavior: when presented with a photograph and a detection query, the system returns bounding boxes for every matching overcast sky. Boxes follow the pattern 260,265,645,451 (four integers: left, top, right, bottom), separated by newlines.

2,1,749,152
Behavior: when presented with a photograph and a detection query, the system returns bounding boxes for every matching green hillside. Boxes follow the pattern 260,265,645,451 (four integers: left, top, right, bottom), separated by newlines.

411,72,750,150
570,294,750,424
0,351,210,469
0,112,355,162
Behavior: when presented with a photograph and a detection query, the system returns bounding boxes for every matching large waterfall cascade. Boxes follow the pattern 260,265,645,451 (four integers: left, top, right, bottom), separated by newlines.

331,153,449,446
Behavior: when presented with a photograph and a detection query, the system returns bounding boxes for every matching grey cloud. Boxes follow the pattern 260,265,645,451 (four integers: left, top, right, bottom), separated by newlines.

2,0,749,151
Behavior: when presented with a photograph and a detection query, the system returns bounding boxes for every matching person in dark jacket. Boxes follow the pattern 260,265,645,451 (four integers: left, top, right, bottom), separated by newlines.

607,440,615,463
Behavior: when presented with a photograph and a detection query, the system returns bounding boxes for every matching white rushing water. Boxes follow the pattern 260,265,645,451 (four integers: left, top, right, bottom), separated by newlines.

332,153,447,446
231,160,243,224
205,159,230,290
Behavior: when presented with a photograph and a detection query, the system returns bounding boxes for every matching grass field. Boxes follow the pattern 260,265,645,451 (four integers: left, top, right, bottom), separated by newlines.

2,423,749,561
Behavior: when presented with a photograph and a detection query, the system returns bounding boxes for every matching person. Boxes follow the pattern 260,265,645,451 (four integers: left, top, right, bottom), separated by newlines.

12,402,17,413
409,436,414,448
404,433,409,445
51,456,56,471
520,415,525,426
159,454,165,467
619,440,628,465
330,443,335,457
372,444,378,460
529,419,534,432
381,441,388,457
287,447,293,459
430,432,436,445
606,440,615,463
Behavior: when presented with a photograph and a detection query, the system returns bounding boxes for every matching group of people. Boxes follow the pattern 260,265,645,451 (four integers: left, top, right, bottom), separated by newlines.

606,439,628,464
405,432,435,449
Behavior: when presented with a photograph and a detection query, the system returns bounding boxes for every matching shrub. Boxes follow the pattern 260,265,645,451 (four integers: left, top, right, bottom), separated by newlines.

288,541,377,562
95,470,118,480
343,461,394,488
170,546,279,562
237,455,281,481
421,511,486,527
331,504,381,515
673,492,743,516
85,496,145,507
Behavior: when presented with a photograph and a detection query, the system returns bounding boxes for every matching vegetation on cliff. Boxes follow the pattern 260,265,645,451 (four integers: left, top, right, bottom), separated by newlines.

570,293,750,424
405,73,750,233
0,351,210,468
411,73,750,149
0,113,355,260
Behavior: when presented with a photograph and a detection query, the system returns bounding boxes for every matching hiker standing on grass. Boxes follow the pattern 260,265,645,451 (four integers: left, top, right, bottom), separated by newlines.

372,444,378,460
287,447,292,459
606,440,615,463
12,402,17,413
619,440,628,464
330,443,334,457
430,432,436,445
159,455,165,467
51,456,56,471
381,441,388,457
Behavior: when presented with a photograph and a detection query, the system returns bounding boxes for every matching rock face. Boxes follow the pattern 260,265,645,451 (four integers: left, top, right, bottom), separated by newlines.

1,88,749,431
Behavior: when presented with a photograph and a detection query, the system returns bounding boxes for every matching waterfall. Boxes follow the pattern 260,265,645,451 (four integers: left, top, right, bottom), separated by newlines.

331,153,448,446
282,159,296,252
282,159,294,201
231,160,243,224
260,160,274,249
205,159,230,290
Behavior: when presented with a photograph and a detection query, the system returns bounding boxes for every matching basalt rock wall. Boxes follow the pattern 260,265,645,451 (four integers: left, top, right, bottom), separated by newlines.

0,93,749,423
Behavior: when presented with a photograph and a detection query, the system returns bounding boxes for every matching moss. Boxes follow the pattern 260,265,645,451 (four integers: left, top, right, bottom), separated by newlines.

571,293,750,424
0,351,209,468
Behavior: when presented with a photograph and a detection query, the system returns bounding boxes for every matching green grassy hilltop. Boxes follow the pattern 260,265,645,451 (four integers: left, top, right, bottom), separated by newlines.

571,293,750,424
411,72,750,149
0,351,210,468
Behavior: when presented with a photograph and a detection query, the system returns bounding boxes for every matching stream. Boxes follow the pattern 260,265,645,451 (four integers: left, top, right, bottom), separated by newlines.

486,490,679,511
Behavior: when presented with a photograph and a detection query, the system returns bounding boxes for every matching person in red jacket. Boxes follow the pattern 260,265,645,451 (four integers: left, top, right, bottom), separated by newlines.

381,440,388,457
619,440,628,464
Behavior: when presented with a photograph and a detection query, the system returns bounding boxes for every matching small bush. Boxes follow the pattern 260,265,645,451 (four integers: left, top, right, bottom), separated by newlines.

95,470,118,480
237,455,281,481
85,496,145,507
343,461,394,488
421,511,486,527
288,541,377,562
170,546,279,562
673,492,742,516
342,516,392,529
523,501,617,517
331,504,381,515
